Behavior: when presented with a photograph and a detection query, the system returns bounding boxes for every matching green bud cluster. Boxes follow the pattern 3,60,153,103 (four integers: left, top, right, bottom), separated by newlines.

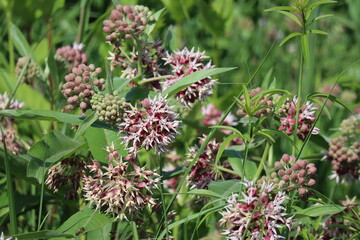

15,56,40,84
90,92,130,125
339,118,358,135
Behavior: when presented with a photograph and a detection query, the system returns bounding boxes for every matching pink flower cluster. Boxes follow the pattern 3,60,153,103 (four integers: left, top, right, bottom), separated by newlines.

82,151,160,220
61,64,105,114
274,154,317,196
0,92,24,154
119,96,181,155
103,5,153,45
163,47,216,106
55,43,87,72
45,157,85,200
186,137,220,189
278,97,319,140
201,104,237,134
219,180,291,240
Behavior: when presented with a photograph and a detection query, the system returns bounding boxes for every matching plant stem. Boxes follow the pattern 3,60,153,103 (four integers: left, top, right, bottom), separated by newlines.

131,221,139,240
2,127,18,235
6,4,15,80
77,0,87,44
253,142,271,180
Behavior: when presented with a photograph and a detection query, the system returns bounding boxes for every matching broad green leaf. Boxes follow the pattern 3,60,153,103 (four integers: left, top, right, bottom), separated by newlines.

74,112,98,139
226,148,257,179
146,8,166,35
208,179,242,197
10,23,32,57
293,204,345,217
56,207,113,237
87,222,112,240
84,127,127,163
278,11,302,27
161,67,236,97
27,130,85,183
280,32,302,46
112,77,132,92
185,189,222,199
11,230,74,239
0,150,34,181
0,110,116,130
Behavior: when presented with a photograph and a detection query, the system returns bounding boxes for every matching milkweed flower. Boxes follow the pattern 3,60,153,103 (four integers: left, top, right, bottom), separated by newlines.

119,96,181,155
55,43,87,72
45,157,85,200
219,180,291,240
82,155,160,220
15,56,40,84
163,47,216,107
201,104,237,134
62,64,105,114
278,97,319,140
0,232,16,240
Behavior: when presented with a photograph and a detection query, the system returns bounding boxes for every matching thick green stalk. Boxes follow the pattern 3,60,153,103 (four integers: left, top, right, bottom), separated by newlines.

2,128,18,234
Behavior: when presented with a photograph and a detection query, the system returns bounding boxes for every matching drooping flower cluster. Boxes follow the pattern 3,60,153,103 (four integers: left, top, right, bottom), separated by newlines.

201,104,237,134
119,96,181,155
55,43,87,72
272,154,317,196
82,150,160,220
103,4,153,45
15,56,40,84
108,40,168,81
45,157,85,200
0,92,24,154
186,137,220,189
237,87,273,118
90,93,130,125
163,47,216,106
278,97,319,140
61,64,105,114
327,136,360,182
323,196,359,239
219,180,291,240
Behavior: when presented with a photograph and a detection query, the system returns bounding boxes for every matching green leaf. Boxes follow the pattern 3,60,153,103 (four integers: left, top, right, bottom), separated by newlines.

0,150,32,181
277,10,302,27
308,1,337,13
87,222,112,240
209,126,243,136
0,110,116,131
112,77,132,92
259,129,298,150
56,208,113,237
309,93,354,114
301,34,310,65
310,14,334,24
308,29,328,35
185,189,222,199
11,230,74,239
146,8,166,35
279,32,302,46
161,67,236,97
293,204,346,217
84,127,127,163
27,130,85,183
74,112,98,139
10,22,32,57
215,134,243,165
208,179,242,197
264,6,299,12
156,205,225,240
226,148,257,179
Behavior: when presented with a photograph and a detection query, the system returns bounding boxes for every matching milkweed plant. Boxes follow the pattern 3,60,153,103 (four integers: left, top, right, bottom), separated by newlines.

0,0,359,239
